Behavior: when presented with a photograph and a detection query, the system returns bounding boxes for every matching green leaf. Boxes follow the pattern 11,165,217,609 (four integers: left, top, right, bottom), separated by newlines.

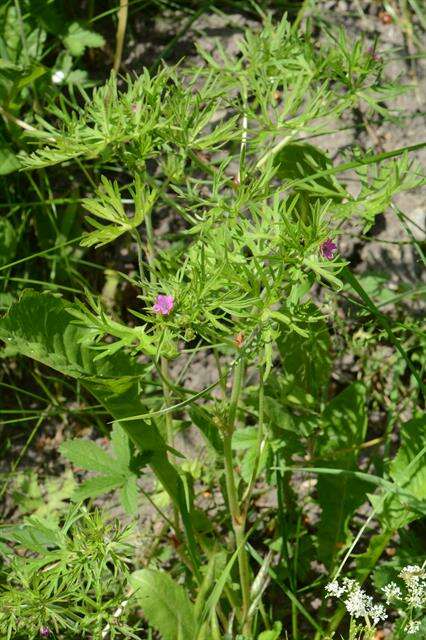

81,176,154,248
16,63,47,89
64,22,105,57
371,415,426,529
111,422,132,468
232,426,268,483
276,303,331,401
0,291,200,570
72,475,123,502
60,439,119,475
120,476,139,515
316,382,368,568
275,142,344,199
258,622,283,640
189,406,223,454
60,430,139,514
130,569,197,640
0,218,17,265
0,144,21,175
341,267,425,395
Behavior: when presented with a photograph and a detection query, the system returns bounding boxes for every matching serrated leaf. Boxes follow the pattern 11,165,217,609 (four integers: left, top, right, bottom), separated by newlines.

64,22,105,57
72,475,123,502
0,291,200,569
60,439,119,475
61,424,138,513
130,569,197,640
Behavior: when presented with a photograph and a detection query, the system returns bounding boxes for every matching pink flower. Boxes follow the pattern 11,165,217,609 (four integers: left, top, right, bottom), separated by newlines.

367,47,381,62
320,238,337,260
153,294,174,315
40,628,51,638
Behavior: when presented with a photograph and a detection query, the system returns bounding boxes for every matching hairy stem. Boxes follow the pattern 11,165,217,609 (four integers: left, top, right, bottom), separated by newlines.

161,356,180,535
223,356,252,636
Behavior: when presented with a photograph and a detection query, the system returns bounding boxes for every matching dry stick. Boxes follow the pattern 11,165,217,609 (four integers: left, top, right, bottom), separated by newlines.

113,0,129,74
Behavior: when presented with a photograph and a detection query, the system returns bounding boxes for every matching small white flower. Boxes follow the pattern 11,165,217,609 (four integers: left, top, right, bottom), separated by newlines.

399,565,425,581
344,586,372,619
406,580,426,608
399,565,426,608
406,620,421,634
52,70,65,84
369,603,387,626
382,581,402,604
325,580,345,598
342,577,357,592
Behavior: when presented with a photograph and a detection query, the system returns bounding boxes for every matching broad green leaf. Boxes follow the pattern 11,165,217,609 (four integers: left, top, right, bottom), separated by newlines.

371,415,426,529
16,63,47,89
130,569,197,640
275,142,345,199
60,439,119,475
111,422,132,468
0,291,200,570
60,429,138,514
276,303,331,401
316,382,368,568
64,22,105,57
72,475,123,502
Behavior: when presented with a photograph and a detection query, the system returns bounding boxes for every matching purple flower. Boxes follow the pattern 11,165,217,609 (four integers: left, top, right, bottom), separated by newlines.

39,628,51,638
320,238,337,260
153,294,174,316
367,47,381,62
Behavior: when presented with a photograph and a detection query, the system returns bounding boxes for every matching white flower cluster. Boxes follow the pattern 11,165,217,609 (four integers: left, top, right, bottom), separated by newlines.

381,581,402,604
325,578,387,626
326,564,425,636
399,565,426,609
406,620,421,635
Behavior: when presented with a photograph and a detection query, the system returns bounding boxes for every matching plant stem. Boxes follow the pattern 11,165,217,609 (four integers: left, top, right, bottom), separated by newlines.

223,356,252,636
161,356,174,449
160,356,181,536
113,0,129,73
242,368,265,516
255,133,296,170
